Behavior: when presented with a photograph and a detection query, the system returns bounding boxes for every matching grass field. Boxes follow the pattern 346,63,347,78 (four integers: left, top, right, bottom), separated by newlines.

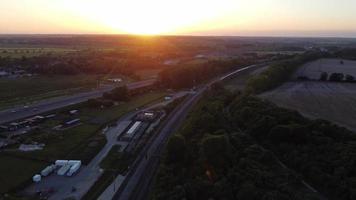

0,154,48,194
136,69,162,80
261,59,356,132
0,75,101,110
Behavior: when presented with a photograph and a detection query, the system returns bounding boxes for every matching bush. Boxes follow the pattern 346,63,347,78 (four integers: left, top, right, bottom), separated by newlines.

329,73,344,82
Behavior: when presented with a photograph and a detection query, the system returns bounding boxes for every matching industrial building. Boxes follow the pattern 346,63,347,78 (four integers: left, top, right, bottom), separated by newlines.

120,121,142,141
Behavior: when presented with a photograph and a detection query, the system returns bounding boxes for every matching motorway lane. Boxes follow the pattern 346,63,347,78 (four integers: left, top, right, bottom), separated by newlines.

0,79,155,124
114,64,260,200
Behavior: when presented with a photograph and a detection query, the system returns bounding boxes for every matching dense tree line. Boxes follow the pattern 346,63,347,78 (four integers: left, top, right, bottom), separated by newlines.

153,87,322,200
230,96,356,200
153,87,356,200
334,48,356,60
246,52,328,93
0,47,169,77
158,59,254,89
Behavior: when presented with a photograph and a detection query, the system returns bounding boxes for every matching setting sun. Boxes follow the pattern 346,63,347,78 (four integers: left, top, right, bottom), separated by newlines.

1,0,356,36
54,0,237,35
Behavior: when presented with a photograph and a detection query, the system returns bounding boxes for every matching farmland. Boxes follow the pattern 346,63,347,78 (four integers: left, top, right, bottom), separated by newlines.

293,58,356,80
0,75,99,110
261,59,356,132
0,47,78,58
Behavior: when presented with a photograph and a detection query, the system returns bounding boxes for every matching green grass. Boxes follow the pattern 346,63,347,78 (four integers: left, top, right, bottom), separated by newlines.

0,154,48,194
100,145,133,173
81,171,115,200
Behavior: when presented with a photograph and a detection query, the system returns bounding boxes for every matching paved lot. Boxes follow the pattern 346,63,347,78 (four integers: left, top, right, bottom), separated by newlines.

24,115,133,200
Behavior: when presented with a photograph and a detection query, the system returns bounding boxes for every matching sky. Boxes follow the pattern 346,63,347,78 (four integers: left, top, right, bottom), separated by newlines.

1,0,356,37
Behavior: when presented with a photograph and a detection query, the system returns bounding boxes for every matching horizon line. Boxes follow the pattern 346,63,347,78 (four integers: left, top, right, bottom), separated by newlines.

0,33,356,39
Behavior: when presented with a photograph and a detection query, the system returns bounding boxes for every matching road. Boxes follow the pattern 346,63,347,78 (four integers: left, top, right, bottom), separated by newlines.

113,64,259,200
0,79,155,124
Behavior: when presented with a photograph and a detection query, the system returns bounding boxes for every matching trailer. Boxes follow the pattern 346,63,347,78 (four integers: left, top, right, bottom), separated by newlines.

55,160,69,166
68,160,81,165
33,174,41,182
41,165,55,176
67,162,81,176
57,164,71,176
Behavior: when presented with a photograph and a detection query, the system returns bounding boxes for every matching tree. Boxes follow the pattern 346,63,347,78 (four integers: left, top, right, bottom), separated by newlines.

329,73,344,82
202,134,229,168
269,125,290,143
345,74,355,82
166,135,186,163
103,86,129,101
319,72,328,81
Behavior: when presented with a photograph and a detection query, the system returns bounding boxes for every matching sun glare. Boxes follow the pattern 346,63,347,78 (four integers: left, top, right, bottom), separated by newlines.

61,0,236,35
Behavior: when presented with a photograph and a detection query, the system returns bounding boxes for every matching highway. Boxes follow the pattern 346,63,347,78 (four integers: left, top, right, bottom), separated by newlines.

0,79,155,124
113,64,259,200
